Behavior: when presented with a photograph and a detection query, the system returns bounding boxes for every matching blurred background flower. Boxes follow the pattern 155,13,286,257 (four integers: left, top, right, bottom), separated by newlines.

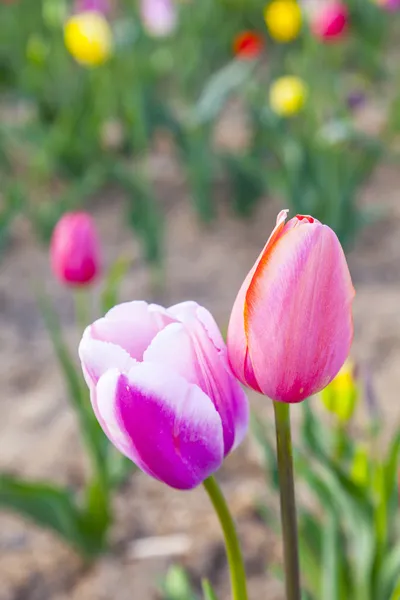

140,0,177,37
64,10,113,66
264,0,302,42
269,75,307,116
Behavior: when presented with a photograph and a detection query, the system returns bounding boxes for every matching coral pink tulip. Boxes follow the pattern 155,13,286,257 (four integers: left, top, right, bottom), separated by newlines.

227,211,354,403
312,1,348,42
79,301,249,489
51,212,100,286
74,0,111,14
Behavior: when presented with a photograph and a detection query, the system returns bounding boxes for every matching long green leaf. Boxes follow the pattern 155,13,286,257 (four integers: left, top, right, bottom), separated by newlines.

201,579,219,600
0,474,101,558
38,294,107,479
101,255,132,314
321,513,340,600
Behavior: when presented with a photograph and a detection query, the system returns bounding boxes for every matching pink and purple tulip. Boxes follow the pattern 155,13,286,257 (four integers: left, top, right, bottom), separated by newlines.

140,0,177,37
311,1,348,42
51,211,100,286
227,210,354,403
79,301,249,489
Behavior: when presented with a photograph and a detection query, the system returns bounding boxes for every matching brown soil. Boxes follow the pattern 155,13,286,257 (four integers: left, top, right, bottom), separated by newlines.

1,153,400,599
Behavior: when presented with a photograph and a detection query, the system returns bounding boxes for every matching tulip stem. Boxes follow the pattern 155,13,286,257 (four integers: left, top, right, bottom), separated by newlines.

203,476,248,600
273,402,301,600
74,289,90,331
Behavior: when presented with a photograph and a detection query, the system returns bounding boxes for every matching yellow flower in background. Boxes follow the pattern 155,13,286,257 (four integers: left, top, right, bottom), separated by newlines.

269,75,307,117
320,359,359,423
264,0,302,43
64,12,112,67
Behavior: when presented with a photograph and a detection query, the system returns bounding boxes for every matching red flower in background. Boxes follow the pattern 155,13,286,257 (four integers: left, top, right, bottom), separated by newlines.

233,31,264,59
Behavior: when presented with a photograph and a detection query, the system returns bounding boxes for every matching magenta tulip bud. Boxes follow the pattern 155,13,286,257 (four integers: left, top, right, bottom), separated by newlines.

79,301,249,489
383,0,400,10
312,1,348,42
51,212,100,286
140,0,177,37
227,211,355,403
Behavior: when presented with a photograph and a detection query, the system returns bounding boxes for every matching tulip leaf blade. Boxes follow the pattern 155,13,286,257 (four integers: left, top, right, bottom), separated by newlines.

201,579,219,600
0,474,102,558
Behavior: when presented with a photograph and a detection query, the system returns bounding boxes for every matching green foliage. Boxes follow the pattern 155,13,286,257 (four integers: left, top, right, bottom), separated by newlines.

253,384,400,600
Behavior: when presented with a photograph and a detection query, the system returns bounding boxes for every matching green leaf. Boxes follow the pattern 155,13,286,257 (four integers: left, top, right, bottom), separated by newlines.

192,60,254,126
101,255,132,314
321,513,340,600
38,294,108,480
161,565,198,600
376,544,400,600
389,575,400,600
201,579,219,600
0,474,101,558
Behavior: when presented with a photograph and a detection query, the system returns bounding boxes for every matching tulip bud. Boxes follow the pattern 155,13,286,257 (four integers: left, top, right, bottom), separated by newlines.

64,11,113,66
51,212,100,286
79,301,249,489
264,0,302,43
227,210,354,403
311,2,348,42
233,31,264,59
269,76,307,117
140,0,177,37
320,359,358,423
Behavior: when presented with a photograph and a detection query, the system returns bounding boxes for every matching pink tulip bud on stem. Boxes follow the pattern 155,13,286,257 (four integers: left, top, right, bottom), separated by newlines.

79,300,249,599
311,1,349,42
51,211,101,328
227,210,355,600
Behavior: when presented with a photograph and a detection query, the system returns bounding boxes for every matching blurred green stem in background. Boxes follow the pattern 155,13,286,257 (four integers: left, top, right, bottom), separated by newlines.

74,288,91,331
273,402,301,600
203,475,248,600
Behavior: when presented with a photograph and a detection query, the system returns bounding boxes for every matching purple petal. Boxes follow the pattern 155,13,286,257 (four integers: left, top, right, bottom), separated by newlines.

95,363,224,489
145,304,249,454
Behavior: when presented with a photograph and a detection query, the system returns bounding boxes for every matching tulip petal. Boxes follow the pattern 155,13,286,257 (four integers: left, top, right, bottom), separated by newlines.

95,363,224,489
90,301,176,360
144,308,249,454
79,329,135,386
247,223,354,402
228,210,288,389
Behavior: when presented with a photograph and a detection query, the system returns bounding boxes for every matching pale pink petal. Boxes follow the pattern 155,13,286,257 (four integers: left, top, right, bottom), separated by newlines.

90,301,175,360
95,363,224,489
247,223,354,402
78,328,135,386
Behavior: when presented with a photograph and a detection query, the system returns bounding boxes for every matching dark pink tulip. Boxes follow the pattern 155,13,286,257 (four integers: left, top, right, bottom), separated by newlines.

51,212,100,286
79,301,249,489
312,1,349,42
227,211,354,403
74,0,111,15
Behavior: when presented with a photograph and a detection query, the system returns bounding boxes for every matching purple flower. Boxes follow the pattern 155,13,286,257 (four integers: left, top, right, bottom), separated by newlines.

79,301,249,490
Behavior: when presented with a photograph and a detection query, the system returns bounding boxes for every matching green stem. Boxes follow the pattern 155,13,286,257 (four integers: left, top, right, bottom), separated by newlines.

203,476,248,600
273,402,301,600
74,288,90,331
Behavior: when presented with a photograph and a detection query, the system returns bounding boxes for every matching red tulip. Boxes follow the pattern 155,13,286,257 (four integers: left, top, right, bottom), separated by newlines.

312,1,348,42
227,211,354,403
51,212,100,286
233,31,264,59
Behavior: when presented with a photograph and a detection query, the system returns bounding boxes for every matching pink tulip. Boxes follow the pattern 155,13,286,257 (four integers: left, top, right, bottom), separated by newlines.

382,0,400,10
51,212,100,286
79,301,249,489
140,0,177,37
74,0,111,15
312,1,348,42
227,211,354,403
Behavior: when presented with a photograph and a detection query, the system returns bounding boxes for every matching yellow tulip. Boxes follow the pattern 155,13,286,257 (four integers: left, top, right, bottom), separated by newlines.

64,12,112,67
269,75,307,117
320,359,358,423
264,0,302,43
